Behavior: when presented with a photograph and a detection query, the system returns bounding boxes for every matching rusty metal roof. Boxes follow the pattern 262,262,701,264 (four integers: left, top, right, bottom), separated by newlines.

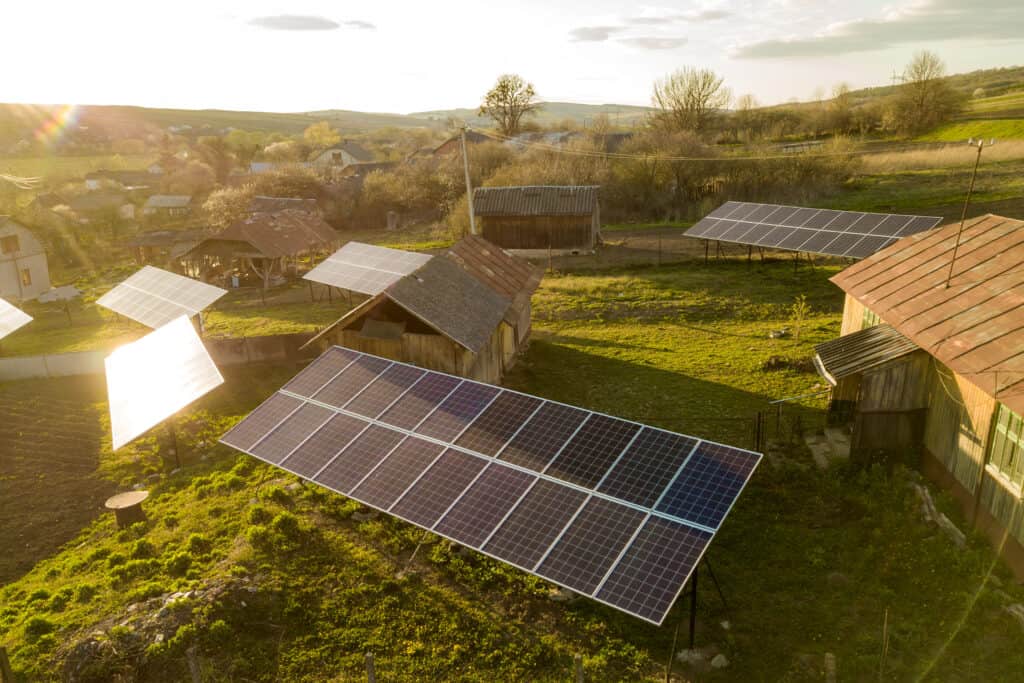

247,196,319,214
445,235,542,325
473,186,599,216
831,214,1024,413
200,210,339,259
813,323,920,385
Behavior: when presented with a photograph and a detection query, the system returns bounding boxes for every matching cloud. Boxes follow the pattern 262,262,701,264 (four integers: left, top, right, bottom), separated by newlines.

626,8,730,24
620,36,688,50
569,26,624,42
344,20,376,30
734,0,1024,58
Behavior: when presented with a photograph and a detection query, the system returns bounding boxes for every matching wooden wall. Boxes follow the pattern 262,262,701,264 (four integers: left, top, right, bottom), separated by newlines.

480,215,595,251
840,293,866,336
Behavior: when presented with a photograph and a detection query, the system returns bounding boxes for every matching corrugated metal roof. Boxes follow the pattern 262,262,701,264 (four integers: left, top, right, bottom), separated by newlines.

445,235,542,325
386,257,509,353
473,185,599,216
831,214,1024,413
196,210,339,259
813,323,920,385
144,194,191,208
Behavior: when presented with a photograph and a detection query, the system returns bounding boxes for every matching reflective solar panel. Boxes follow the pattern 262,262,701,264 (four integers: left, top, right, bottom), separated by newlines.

106,316,224,449
0,299,32,340
686,202,942,259
97,266,226,329
220,347,762,625
304,242,433,294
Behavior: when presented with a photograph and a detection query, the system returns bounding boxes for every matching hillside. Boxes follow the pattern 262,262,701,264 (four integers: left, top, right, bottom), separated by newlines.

411,101,654,128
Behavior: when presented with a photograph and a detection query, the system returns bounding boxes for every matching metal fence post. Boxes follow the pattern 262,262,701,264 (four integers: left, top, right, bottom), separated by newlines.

365,653,376,683
574,653,584,683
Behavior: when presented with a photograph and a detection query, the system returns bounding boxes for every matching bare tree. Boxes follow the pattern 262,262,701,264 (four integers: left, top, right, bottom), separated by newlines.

651,67,731,133
828,83,853,135
479,74,540,136
894,51,962,136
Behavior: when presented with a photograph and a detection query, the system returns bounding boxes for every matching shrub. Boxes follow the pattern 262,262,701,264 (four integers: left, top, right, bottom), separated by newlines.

164,551,193,577
75,584,99,604
107,552,127,568
47,588,74,613
246,525,272,551
206,619,232,646
186,534,212,555
24,616,56,643
270,511,301,539
257,485,290,506
247,505,272,525
130,539,157,559
27,589,50,603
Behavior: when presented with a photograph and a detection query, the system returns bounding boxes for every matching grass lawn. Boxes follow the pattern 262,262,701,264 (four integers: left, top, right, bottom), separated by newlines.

3,259,1024,681
0,154,154,183
918,119,1024,142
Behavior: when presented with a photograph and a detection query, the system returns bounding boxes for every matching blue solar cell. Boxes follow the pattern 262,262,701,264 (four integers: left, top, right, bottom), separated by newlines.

350,437,444,510
282,347,359,397
279,412,367,478
545,414,640,488
220,392,302,451
378,373,462,430
434,464,536,547
415,381,500,442
390,450,487,527
535,497,647,595
484,480,588,570
498,402,589,472
455,391,542,456
313,355,392,408
250,403,333,464
345,363,425,418
313,425,406,494
655,442,760,529
596,518,711,624
598,428,697,507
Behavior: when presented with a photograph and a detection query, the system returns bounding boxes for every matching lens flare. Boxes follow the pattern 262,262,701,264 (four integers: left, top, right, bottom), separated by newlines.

32,104,80,147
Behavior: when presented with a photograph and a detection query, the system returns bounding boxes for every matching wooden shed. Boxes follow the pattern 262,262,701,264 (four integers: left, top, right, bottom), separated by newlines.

472,185,600,254
818,214,1024,576
308,236,542,384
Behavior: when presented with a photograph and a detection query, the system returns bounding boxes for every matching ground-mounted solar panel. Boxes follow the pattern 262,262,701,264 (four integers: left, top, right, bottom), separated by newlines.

0,299,32,341
97,266,227,329
686,201,942,259
106,316,224,449
304,242,433,295
220,347,762,625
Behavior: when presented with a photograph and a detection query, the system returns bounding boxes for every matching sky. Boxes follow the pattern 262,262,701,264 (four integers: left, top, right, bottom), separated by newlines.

2,0,1022,114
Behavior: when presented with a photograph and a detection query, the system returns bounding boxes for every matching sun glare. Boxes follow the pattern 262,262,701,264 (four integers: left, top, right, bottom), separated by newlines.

105,316,223,450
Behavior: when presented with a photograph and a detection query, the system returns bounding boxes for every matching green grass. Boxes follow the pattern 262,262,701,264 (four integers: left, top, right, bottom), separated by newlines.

918,119,1024,142
964,90,1024,117
601,221,693,234
0,154,154,183
2,260,1024,681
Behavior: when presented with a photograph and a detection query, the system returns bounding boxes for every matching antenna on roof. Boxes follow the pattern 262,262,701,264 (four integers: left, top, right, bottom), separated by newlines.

945,138,995,289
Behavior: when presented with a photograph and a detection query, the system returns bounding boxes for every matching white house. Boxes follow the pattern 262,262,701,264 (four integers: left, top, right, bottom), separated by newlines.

309,141,373,170
0,217,51,301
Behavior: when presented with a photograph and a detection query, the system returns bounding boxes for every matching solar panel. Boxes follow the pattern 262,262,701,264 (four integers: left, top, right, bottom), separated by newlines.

304,242,433,295
0,299,32,341
97,266,227,329
686,201,942,259
220,347,762,625
106,316,224,449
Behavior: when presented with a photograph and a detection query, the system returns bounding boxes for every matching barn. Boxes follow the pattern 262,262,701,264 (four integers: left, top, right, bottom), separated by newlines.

0,217,51,301
815,214,1024,575
472,185,600,254
307,236,542,384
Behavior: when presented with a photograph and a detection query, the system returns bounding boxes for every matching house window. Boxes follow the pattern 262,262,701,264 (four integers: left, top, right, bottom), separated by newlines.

989,404,1024,487
1,235,19,254
862,308,881,329
20,268,31,287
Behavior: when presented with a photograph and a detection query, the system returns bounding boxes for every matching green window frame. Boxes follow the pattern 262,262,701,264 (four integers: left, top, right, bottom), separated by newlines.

861,308,880,329
989,404,1024,487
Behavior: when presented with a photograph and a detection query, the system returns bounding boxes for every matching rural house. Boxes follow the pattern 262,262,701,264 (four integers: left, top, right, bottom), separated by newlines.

472,185,601,253
815,214,1024,575
310,141,374,170
143,195,192,218
247,196,320,215
184,210,339,289
127,228,211,266
433,129,489,157
308,236,542,383
0,217,51,301
65,192,135,223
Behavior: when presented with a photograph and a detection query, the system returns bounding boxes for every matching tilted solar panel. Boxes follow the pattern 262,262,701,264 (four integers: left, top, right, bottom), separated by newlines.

97,266,227,329
304,242,433,295
106,316,224,449
220,347,761,625
0,299,32,341
686,201,942,259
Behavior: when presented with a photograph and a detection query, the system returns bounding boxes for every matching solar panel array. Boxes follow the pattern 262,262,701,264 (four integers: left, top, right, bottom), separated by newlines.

221,347,762,624
304,242,433,295
0,299,32,340
97,266,227,329
686,201,943,259
106,316,224,449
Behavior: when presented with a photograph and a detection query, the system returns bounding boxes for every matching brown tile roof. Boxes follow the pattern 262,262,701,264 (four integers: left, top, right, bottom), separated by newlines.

204,210,339,259
445,235,542,325
813,323,919,384
831,214,1024,413
473,185,599,217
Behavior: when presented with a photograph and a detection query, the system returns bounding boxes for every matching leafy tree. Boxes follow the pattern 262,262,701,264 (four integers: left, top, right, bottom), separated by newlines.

303,121,341,150
479,74,540,136
203,186,254,228
893,51,962,136
651,67,731,133
163,160,216,195
828,83,853,135
225,129,266,167
196,136,236,184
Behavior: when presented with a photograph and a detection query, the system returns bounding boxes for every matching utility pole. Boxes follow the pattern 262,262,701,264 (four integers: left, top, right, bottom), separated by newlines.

946,138,994,288
460,124,477,235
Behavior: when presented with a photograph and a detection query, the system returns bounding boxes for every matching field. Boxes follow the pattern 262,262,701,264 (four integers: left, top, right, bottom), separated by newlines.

2,259,1024,681
964,90,1024,118
0,154,153,184
917,119,1024,142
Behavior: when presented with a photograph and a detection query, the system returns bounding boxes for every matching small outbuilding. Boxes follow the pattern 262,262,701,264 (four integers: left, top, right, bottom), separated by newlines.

184,210,339,289
308,236,542,383
310,141,374,170
472,185,600,254
0,216,51,301
817,213,1024,575
143,195,192,218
